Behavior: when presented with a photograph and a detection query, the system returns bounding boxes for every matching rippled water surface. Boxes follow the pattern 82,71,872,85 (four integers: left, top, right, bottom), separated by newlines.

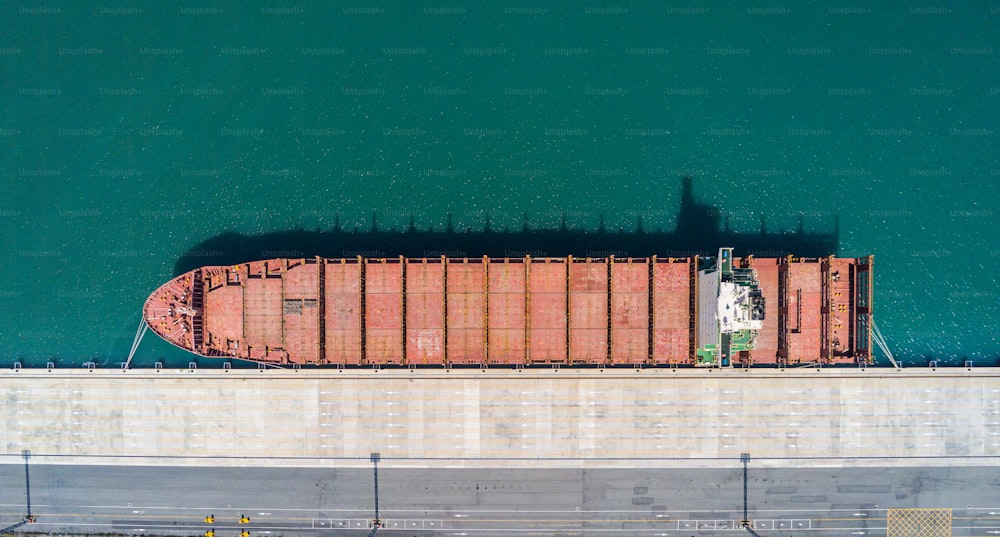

2,3,998,367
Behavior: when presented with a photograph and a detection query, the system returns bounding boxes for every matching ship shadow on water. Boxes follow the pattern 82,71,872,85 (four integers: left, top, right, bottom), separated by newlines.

173,177,839,276
118,176,848,369
100,178,997,368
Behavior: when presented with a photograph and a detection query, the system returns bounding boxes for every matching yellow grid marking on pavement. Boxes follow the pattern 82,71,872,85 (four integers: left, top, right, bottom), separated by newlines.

887,508,952,537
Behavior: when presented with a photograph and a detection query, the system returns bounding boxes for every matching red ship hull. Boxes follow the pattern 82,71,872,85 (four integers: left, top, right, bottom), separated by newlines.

143,254,873,366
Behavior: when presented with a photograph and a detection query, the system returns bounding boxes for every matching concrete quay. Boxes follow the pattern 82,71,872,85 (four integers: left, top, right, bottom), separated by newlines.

2,366,998,469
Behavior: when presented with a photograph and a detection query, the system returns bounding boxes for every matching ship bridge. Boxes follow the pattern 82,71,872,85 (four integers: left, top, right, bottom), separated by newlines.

697,248,766,366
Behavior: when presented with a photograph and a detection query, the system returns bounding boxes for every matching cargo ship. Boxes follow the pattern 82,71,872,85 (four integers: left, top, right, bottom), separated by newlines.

143,248,873,367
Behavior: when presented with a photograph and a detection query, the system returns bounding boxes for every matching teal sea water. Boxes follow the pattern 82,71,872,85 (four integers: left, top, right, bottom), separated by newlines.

2,2,998,367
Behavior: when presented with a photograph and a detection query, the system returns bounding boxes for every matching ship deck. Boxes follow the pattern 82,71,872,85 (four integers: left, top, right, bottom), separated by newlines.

144,255,872,367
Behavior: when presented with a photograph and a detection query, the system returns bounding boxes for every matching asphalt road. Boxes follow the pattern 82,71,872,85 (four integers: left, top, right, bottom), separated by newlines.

1,463,999,536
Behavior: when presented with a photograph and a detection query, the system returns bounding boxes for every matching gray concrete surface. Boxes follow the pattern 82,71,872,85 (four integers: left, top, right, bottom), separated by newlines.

2,367,999,468
3,367,998,535
1,464,999,536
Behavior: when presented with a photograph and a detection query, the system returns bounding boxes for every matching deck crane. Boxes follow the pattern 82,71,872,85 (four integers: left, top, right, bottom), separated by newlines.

366,452,382,537
740,453,764,537
0,451,35,535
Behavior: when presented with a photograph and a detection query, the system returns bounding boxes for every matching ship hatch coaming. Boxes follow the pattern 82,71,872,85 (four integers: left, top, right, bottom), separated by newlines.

143,250,873,367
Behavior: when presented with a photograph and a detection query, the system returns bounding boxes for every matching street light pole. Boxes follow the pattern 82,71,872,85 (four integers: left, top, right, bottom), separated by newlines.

0,450,35,533
367,453,381,537
740,453,763,537
22,450,32,521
